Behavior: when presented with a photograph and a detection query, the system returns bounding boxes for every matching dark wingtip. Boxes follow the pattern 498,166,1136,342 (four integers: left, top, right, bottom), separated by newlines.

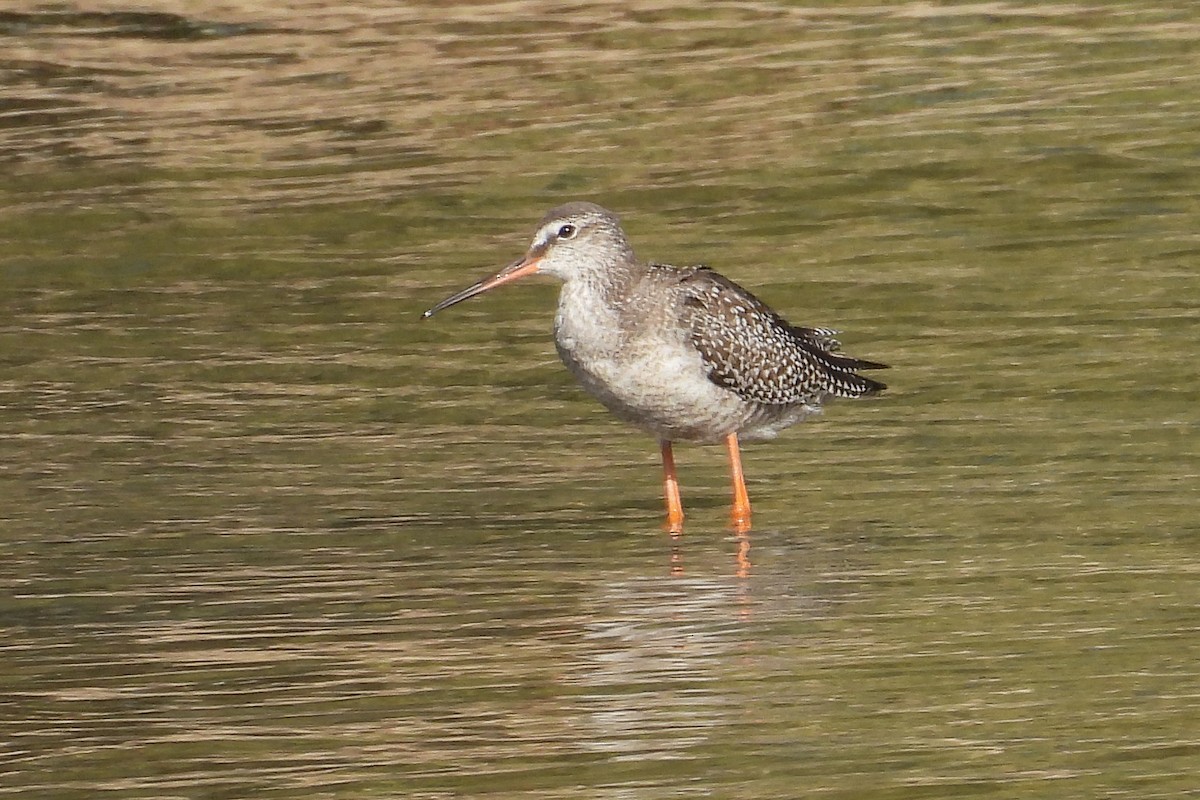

860,375,888,395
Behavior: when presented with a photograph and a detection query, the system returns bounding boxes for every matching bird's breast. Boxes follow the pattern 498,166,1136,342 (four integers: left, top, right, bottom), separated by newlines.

552,283,761,442
553,283,625,364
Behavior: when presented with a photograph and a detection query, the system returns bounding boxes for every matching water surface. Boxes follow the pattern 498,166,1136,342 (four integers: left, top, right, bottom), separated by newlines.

1,3,1197,798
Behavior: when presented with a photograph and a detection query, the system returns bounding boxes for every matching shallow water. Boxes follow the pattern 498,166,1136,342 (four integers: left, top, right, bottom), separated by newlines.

2,3,1198,798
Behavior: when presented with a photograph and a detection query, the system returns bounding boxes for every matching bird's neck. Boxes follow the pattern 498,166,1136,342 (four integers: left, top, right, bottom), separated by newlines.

553,267,640,358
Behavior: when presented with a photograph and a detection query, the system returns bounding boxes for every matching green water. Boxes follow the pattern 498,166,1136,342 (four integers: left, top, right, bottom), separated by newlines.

1,3,1197,798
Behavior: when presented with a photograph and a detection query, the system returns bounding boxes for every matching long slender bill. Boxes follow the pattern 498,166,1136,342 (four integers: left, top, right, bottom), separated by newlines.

421,254,542,319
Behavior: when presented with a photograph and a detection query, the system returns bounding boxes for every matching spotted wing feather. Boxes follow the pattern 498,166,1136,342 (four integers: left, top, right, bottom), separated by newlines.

679,268,887,405
792,326,842,353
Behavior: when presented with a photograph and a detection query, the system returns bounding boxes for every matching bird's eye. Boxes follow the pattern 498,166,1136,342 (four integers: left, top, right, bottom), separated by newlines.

556,224,577,240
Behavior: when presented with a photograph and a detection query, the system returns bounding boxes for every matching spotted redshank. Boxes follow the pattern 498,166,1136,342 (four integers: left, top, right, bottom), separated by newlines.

422,202,887,533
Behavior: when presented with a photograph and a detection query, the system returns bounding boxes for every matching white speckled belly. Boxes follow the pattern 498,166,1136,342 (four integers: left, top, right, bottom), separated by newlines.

557,338,751,442
552,284,811,443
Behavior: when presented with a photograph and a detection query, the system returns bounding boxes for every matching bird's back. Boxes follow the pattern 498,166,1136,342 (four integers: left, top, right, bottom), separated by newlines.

667,265,886,405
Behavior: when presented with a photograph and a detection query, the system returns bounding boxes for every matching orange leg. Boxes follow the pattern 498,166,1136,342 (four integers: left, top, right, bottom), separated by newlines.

660,440,685,534
725,432,752,533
